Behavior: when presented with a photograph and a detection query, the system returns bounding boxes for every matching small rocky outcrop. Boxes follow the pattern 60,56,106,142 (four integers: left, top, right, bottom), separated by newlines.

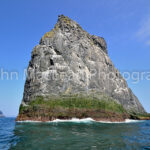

20,15,145,115
0,111,4,117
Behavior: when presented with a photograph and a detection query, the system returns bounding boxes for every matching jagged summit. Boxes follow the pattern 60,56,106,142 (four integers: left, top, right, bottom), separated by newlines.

40,15,108,54
57,14,82,29
22,15,145,114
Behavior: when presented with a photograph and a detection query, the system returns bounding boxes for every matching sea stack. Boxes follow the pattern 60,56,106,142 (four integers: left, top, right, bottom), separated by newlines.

0,111,4,118
17,15,145,122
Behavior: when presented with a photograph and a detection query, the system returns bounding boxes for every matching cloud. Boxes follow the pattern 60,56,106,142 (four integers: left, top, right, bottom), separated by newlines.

136,17,150,45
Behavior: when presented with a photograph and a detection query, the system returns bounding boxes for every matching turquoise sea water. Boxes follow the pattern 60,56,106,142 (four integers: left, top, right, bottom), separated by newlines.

0,117,150,150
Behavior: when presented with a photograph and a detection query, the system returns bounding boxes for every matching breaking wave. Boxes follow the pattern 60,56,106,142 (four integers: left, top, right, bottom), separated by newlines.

17,118,144,124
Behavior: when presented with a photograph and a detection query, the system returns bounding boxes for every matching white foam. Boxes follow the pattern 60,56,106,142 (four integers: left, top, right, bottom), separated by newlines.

16,118,94,123
16,118,145,124
125,119,144,123
49,118,94,123
17,120,42,123
97,119,144,124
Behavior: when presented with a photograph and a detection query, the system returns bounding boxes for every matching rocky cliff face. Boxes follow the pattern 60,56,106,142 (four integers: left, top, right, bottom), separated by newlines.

22,15,145,114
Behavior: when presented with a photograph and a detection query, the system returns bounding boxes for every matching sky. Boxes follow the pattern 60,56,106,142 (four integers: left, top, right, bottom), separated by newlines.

0,0,150,117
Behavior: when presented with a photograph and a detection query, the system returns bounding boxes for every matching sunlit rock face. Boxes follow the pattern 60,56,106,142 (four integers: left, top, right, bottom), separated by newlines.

22,15,145,113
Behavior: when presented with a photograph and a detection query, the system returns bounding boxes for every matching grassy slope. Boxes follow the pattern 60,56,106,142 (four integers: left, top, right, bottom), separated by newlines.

17,96,130,121
17,95,150,121
20,96,126,113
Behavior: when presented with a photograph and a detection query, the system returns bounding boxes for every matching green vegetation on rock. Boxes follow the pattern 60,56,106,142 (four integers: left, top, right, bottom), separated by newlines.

29,97,125,113
19,96,126,114
18,96,149,121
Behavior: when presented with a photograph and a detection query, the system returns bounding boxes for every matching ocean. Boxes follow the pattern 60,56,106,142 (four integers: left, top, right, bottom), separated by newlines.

0,117,150,150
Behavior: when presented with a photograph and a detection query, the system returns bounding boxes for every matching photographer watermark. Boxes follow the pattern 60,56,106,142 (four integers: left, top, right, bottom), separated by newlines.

0,68,150,84
0,68,18,80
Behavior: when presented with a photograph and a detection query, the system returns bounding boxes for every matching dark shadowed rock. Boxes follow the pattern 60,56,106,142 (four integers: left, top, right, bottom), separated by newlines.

21,15,145,114
0,111,4,117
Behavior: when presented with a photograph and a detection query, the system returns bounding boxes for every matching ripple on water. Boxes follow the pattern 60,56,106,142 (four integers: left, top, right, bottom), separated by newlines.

0,118,150,150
